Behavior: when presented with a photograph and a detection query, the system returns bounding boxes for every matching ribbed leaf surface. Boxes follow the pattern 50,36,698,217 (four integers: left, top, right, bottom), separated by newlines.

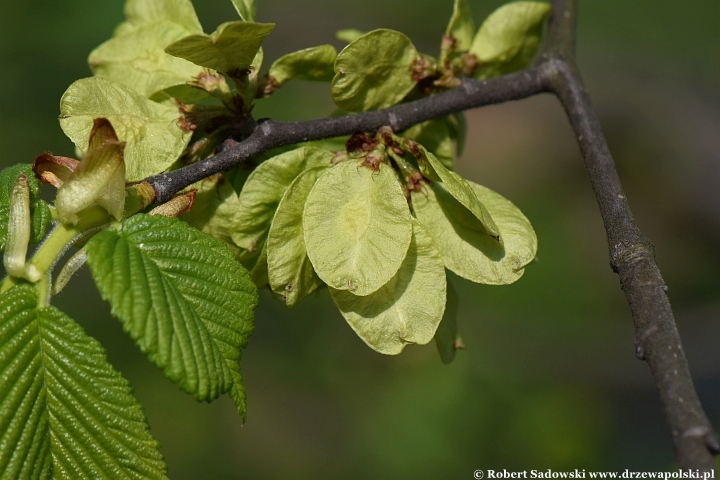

85,214,258,418
0,284,167,479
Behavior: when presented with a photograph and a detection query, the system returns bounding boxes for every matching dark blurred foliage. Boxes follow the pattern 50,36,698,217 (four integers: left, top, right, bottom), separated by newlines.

1,0,719,477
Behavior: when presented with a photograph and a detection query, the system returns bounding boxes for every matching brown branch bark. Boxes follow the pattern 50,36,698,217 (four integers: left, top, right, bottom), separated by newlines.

145,0,719,468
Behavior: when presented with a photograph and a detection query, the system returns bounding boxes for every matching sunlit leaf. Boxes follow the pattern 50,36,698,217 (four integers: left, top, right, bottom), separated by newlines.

59,77,191,182
268,44,337,87
413,144,499,238
470,1,551,78
232,146,334,250
165,21,274,76
115,0,202,36
0,285,167,479
0,164,51,252
445,0,475,51
85,214,258,418
304,160,412,296
89,21,205,97
230,0,256,21
412,181,537,284
267,165,329,307
331,29,419,112
330,219,445,354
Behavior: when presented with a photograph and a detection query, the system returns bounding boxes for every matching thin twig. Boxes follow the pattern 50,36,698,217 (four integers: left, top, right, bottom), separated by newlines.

144,0,719,468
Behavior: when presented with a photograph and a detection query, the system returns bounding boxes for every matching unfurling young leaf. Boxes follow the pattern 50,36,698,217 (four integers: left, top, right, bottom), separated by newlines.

412,180,537,285
267,165,329,307
445,0,475,52
2,173,32,278
55,119,126,225
331,29,420,112
268,44,337,88
330,219,446,355
470,1,551,78
0,164,51,252
165,21,274,76
59,77,191,181
303,160,412,296
232,146,334,251
85,214,259,418
0,284,167,479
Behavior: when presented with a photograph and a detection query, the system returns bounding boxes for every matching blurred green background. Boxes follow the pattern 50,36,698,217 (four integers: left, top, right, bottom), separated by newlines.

2,0,720,477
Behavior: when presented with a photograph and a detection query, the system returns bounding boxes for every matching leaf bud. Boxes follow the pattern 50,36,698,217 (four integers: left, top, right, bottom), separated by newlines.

3,172,32,278
55,118,126,224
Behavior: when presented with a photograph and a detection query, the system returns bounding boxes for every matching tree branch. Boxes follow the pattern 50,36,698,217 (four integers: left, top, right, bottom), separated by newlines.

145,0,719,468
544,0,718,470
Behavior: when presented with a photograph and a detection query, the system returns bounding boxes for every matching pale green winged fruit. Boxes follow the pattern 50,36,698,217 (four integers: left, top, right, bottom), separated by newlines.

330,219,446,355
89,21,205,98
230,0,256,21
59,77,191,182
303,160,412,296
409,141,500,239
470,1,551,78
115,0,203,36
267,165,330,307
402,119,455,170
55,118,126,225
445,0,475,51
232,146,334,251
268,44,337,88
165,21,274,76
331,29,420,112
0,164,52,253
412,180,537,285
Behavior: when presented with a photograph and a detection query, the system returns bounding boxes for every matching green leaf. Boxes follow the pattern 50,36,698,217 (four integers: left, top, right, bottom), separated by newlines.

402,118,455,170
85,214,258,418
470,1,551,78
89,21,205,98
434,279,460,364
115,0,203,36
331,29,419,112
59,77,191,182
267,166,329,307
330,219,446,354
446,112,467,157
445,0,475,51
413,144,500,239
268,44,337,87
165,21,274,76
0,164,51,251
232,146,334,250
304,160,412,296
230,0,256,21
412,180,537,284
0,284,167,479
